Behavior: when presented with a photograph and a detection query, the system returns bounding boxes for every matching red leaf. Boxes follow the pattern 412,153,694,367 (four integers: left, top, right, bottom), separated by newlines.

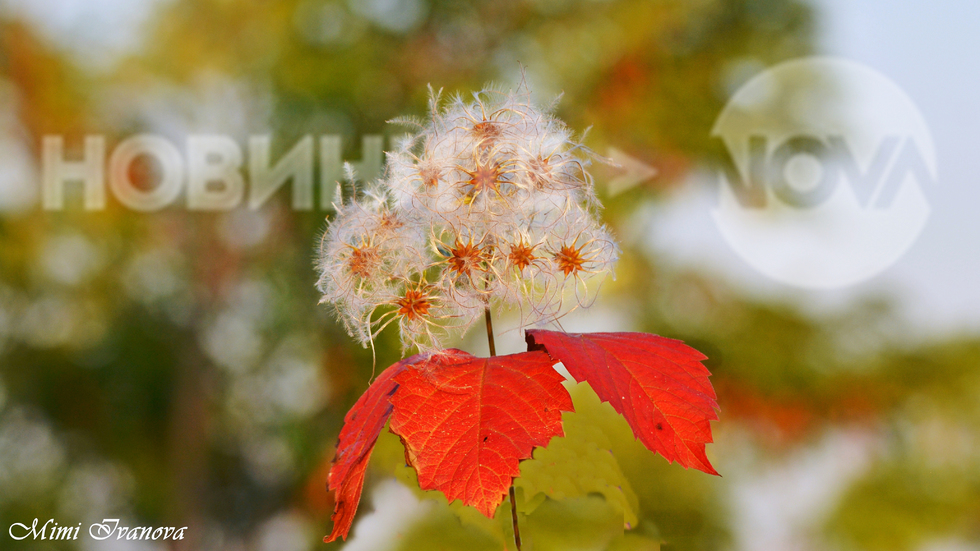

324,355,418,542
388,349,573,517
526,330,719,475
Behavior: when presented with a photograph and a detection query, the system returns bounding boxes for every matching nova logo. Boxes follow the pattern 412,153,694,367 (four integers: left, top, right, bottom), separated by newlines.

717,134,934,210
711,57,935,289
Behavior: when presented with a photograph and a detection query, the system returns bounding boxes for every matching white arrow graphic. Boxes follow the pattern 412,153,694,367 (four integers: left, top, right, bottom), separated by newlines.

605,147,658,196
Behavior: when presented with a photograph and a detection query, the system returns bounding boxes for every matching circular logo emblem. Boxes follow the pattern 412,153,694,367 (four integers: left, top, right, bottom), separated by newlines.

711,57,935,289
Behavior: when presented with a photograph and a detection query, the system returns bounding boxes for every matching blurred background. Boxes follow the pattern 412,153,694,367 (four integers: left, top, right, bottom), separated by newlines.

1,0,978,550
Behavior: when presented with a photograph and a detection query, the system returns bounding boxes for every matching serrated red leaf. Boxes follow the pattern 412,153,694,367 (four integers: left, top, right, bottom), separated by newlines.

526,330,719,475
324,355,419,542
388,349,573,517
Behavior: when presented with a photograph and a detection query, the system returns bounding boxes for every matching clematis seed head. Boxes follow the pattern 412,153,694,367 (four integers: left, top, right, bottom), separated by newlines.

316,79,620,353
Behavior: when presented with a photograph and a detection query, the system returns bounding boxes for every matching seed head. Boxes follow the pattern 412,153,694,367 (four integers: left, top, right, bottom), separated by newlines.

508,239,538,271
554,242,587,276
316,81,620,353
347,244,380,279
396,286,433,320
445,237,486,279
464,161,503,198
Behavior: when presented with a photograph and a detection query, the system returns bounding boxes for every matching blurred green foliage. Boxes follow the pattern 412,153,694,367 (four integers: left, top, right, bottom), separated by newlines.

1,0,978,550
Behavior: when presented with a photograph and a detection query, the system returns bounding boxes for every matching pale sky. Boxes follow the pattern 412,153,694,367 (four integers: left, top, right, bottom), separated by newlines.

816,0,980,334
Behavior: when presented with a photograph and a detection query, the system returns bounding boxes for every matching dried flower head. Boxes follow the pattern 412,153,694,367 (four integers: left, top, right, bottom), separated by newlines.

316,82,620,352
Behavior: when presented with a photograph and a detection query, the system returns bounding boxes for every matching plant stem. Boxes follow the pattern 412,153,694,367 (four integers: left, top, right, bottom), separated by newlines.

484,307,521,551
509,485,522,551
484,307,497,356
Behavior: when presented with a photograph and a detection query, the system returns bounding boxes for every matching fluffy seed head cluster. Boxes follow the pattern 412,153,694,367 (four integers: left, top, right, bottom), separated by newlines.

316,84,620,352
